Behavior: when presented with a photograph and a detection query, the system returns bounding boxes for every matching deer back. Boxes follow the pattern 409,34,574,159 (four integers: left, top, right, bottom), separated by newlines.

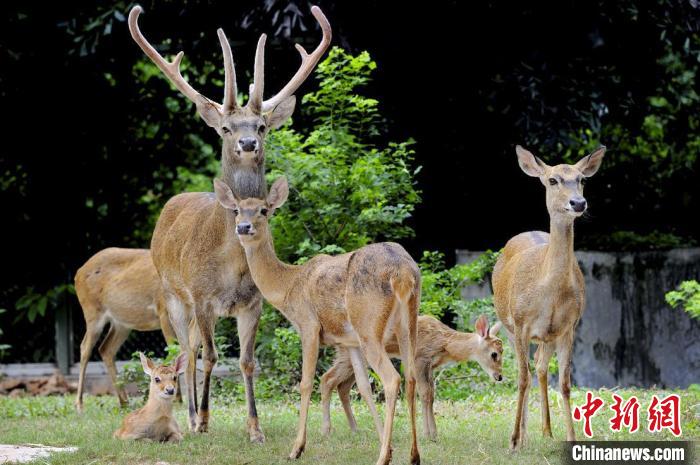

75,247,162,331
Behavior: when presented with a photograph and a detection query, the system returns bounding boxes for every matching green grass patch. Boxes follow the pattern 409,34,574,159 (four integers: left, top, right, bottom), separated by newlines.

0,387,698,464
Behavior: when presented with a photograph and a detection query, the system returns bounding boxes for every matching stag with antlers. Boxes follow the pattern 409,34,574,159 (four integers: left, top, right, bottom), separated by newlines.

128,5,331,438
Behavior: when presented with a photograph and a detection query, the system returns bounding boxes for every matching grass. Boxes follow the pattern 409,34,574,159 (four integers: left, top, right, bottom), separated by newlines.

0,386,698,465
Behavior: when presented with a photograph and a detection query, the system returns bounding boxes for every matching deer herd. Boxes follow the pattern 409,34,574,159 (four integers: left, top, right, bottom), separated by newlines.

72,5,607,464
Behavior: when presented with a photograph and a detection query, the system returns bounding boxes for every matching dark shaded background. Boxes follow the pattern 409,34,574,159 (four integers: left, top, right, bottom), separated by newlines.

1,0,699,360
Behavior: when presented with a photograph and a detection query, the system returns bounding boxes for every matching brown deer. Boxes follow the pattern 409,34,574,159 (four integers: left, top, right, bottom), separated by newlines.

128,5,331,439
492,145,606,450
114,352,187,442
320,314,504,441
213,176,421,465
74,247,177,413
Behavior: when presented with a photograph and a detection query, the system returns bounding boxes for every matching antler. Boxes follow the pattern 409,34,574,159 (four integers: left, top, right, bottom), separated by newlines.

247,34,267,112
260,6,332,112
217,29,238,112
128,6,228,112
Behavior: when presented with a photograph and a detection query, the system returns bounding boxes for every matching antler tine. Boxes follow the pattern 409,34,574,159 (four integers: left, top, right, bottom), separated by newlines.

128,6,217,108
261,5,332,112
217,28,238,113
247,34,267,112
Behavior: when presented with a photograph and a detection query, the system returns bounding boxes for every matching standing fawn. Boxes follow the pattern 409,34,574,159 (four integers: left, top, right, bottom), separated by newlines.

128,5,330,438
114,352,187,442
492,145,606,450
320,314,504,441
74,247,177,412
213,176,421,465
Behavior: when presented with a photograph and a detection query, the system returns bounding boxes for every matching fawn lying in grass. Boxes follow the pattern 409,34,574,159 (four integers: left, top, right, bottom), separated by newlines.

320,314,503,440
114,352,187,443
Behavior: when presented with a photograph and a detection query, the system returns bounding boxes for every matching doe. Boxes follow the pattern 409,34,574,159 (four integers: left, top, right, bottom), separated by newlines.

214,176,421,465
492,145,605,449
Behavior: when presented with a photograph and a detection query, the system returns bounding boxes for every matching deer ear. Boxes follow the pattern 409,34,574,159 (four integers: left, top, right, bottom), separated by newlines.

516,145,548,177
214,178,239,211
489,321,502,338
266,176,289,211
267,96,296,130
174,353,188,375
475,315,489,339
139,352,155,376
575,146,606,177
195,95,223,129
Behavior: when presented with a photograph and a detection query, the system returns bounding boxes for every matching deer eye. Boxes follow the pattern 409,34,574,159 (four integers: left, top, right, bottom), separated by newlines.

548,178,558,186
260,208,268,216
232,208,239,216
173,376,177,381
491,352,498,361
154,377,161,383
580,177,587,185
222,126,231,135
258,124,266,134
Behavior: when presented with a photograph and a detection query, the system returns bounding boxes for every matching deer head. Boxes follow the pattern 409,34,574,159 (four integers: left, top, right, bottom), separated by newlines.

140,352,187,401
516,145,606,221
213,176,288,244
128,6,331,173
471,315,504,382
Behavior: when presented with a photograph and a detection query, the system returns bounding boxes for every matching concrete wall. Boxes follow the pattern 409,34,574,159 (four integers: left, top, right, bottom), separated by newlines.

456,248,700,389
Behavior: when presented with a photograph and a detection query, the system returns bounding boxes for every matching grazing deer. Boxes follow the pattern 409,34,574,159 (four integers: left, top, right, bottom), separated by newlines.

128,5,331,438
213,176,421,465
74,247,177,413
320,314,504,441
492,145,606,450
114,352,187,442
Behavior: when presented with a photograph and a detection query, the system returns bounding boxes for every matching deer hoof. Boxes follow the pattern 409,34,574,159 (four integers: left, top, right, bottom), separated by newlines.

249,429,265,444
195,422,209,433
288,444,305,460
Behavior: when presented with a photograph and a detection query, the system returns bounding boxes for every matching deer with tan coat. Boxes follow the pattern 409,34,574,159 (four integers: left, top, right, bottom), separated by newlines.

214,176,420,465
128,5,331,438
320,314,504,441
74,247,176,412
114,352,187,442
492,145,606,450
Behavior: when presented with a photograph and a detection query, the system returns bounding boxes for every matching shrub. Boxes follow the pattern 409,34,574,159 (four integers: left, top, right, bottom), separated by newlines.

666,280,700,320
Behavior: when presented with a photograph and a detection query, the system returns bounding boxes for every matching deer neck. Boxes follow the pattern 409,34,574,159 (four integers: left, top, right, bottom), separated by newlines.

221,152,267,200
241,231,297,311
144,394,173,416
445,331,481,362
543,216,576,279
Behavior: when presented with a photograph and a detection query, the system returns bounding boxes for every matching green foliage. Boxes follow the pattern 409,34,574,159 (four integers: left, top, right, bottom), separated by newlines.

666,280,700,320
266,47,420,261
558,39,700,195
13,283,74,324
418,250,500,320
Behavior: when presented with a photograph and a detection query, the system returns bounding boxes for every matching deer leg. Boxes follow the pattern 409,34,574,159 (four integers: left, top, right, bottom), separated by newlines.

556,331,576,442
237,301,265,443
510,328,531,451
168,295,198,432
75,316,105,413
337,376,358,433
535,342,555,438
320,351,354,436
349,347,384,442
362,341,401,465
289,325,320,460
393,299,420,465
417,361,437,440
194,305,217,433
98,324,131,407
